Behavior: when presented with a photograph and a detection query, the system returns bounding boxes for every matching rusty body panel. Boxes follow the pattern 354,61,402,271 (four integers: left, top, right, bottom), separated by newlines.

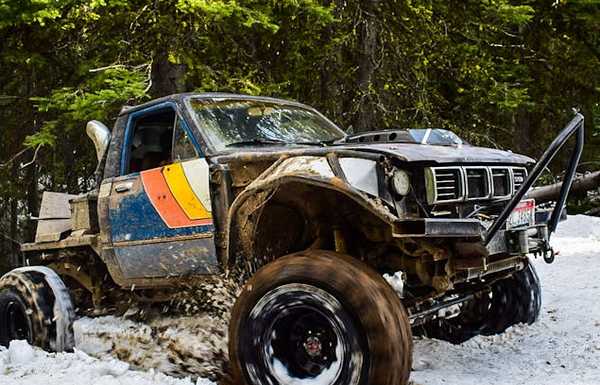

21,234,99,253
112,236,218,279
209,142,534,166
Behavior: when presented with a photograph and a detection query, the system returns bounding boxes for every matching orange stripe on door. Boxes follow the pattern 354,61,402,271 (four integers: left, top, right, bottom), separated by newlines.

141,167,212,229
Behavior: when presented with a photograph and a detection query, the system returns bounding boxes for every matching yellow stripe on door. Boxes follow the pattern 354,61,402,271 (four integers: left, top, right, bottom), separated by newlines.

162,163,212,220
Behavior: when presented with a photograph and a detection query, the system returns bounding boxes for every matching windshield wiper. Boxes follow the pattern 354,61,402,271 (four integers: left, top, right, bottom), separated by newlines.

226,139,290,147
227,138,340,147
297,137,347,146
295,140,334,146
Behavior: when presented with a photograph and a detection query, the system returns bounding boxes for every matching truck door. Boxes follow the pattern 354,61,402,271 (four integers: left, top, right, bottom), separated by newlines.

106,103,220,280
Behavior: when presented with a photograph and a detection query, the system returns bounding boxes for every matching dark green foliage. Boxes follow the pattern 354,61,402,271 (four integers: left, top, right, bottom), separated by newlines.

0,0,598,269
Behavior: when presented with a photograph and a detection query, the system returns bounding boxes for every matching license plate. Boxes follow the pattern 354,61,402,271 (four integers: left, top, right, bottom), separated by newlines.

507,199,535,229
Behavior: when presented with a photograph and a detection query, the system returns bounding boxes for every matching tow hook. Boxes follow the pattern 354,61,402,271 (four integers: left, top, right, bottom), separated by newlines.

534,239,556,264
543,247,556,264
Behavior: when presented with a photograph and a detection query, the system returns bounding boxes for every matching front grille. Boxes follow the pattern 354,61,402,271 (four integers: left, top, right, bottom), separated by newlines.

466,168,490,199
512,167,527,192
431,168,462,202
491,167,511,197
426,165,526,205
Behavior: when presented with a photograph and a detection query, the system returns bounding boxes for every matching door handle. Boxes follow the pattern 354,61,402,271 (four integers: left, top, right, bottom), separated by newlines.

114,182,133,193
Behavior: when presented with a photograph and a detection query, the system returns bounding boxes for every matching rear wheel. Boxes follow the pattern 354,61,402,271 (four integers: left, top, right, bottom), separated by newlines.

0,290,33,345
424,262,542,344
0,268,75,351
229,250,413,385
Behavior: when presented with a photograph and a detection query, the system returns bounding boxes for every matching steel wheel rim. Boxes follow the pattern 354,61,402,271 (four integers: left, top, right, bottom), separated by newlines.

241,283,364,385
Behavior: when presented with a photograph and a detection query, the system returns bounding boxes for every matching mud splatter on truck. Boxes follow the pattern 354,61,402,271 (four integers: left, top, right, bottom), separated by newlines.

2,93,584,385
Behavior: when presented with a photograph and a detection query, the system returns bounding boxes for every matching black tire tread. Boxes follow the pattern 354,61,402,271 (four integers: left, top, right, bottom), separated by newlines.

423,262,542,344
0,270,56,350
229,250,413,385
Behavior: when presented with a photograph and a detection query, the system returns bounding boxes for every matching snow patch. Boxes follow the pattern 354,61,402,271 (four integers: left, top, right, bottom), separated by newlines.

0,341,214,385
73,314,228,380
7,340,34,365
383,271,405,297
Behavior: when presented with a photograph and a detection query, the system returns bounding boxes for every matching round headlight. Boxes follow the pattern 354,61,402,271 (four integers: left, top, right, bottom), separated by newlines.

392,169,410,196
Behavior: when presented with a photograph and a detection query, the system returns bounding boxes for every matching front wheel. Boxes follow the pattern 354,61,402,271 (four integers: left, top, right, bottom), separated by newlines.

229,250,413,385
423,262,542,344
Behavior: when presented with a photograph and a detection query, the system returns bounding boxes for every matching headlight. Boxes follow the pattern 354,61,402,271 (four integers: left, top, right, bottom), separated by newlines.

392,169,410,196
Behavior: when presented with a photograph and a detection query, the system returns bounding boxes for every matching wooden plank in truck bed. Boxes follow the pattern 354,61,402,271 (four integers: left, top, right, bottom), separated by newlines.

21,234,99,252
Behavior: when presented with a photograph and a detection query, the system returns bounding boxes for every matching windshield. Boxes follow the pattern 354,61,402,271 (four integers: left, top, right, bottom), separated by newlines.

408,129,464,146
345,128,465,146
188,98,346,151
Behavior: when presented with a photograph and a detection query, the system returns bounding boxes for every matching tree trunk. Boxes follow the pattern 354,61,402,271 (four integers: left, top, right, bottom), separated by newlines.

25,164,38,243
585,206,600,216
353,0,380,133
9,163,19,268
319,0,339,123
25,63,39,244
526,171,600,203
150,51,187,98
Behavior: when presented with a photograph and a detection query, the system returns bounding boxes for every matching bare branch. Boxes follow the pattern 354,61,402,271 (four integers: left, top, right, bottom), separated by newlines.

19,144,42,169
89,64,127,73
0,147,31,169
143,59,153,94
89,62,151,73
585,206,600,216
527,171,600,203
0,231,21,247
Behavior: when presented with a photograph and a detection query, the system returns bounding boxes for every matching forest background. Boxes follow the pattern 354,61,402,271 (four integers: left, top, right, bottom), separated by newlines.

0,0,598,270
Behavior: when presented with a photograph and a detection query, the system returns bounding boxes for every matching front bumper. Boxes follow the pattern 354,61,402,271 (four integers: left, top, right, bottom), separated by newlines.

393,218,483,239
393,214,558,258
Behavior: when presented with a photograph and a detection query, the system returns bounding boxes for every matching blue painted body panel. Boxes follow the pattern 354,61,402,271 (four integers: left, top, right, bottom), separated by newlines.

114,237,219,278
107,100,219,280
110,189,214,242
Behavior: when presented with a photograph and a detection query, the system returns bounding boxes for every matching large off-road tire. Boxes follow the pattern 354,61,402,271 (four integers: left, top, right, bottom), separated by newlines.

229,250,413,385
424,262,541,344
0,267,75,351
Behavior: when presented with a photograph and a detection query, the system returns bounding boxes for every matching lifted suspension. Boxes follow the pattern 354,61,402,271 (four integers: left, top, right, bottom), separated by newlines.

409,293,475,327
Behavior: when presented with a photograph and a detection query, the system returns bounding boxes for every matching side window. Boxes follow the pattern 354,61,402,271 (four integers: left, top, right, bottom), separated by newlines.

172,115,199,161
127,108,175,174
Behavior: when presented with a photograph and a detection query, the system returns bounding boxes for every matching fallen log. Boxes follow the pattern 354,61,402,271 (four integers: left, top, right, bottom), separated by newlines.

585,206,600,216
525,171,600,204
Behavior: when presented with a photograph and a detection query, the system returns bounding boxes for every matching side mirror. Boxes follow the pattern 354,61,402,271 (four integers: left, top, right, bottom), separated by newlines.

86,120,111,163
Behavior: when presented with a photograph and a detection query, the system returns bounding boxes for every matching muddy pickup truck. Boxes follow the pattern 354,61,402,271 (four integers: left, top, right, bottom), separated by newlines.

0,93,584,385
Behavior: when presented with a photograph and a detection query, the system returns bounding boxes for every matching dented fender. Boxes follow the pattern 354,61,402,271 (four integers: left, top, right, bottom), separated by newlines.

224,155,398,266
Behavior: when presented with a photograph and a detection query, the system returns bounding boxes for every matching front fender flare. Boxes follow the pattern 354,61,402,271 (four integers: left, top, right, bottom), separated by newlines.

224,155,398,267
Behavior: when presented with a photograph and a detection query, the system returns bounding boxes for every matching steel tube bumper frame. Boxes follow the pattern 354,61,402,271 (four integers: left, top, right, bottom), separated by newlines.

484,112,585,245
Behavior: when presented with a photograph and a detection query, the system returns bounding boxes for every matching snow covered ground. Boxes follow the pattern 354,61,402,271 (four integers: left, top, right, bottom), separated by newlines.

0,215,598,385
411,215,600,385
0,339,212,385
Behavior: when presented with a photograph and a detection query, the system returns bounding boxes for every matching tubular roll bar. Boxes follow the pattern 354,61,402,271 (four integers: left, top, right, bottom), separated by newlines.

484,113,585,245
